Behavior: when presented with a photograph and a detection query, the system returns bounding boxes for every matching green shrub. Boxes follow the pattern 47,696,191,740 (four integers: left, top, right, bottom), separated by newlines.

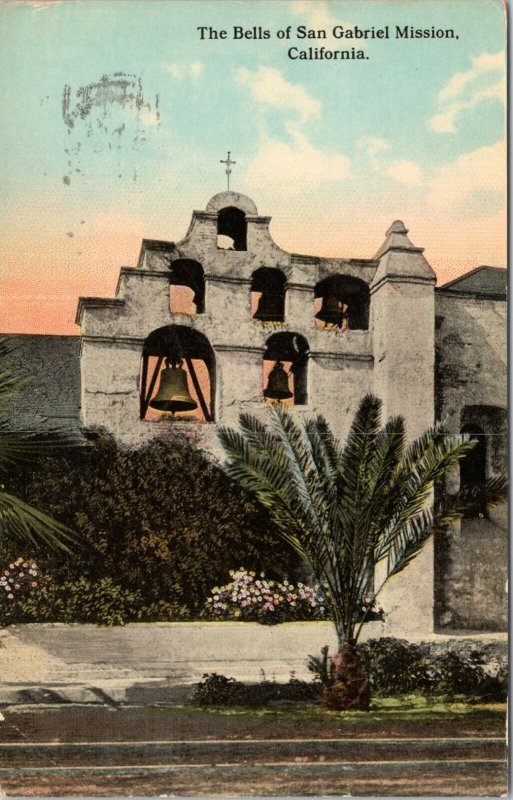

4,436,300,624
191,672,321,707
2,577,141,626
309,639,508,701
474,664,508,702
307,645,333,687
359,638,431,695
427,651,486,696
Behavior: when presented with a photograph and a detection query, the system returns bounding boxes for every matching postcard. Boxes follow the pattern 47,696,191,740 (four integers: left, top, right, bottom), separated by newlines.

0,0,507,796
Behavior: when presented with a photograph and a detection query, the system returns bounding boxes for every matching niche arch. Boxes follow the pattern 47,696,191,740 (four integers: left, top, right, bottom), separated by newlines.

251,267,286,322
169,259,205,314
314,275,370,330
217,206,247,250
263,332,309,406
140,325,215,422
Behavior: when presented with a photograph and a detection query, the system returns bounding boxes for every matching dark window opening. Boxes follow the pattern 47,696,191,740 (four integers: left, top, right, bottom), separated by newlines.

251,268,286,322
314,275,370,331
263,332,309,406
169,259,205,314
460,424,487,517
140,325,215,423
217,206,247,251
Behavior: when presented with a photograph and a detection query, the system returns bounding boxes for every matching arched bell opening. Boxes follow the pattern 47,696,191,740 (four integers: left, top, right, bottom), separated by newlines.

251,267,286,323
262,332,309,406
314,275,370,331
217,206,247,251
169,259,205,315
140,325,215,423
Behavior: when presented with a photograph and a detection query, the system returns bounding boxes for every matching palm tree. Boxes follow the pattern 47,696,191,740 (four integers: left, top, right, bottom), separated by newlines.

218,394,506,710
0,339,76,552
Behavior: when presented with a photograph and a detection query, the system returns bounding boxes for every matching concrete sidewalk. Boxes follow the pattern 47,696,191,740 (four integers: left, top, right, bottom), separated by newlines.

0,622,506,706
0,621,340,705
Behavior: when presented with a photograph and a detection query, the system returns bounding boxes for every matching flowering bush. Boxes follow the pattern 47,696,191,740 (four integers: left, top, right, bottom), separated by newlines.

0,557,39,603
204,568,328,624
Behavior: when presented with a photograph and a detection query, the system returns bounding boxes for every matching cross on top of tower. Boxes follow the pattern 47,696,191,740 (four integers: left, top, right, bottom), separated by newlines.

220,150,236,191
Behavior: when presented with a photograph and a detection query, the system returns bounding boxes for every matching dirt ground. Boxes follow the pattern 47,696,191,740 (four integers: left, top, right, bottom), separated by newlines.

0,703,506,741
0,704,507,797
1,764,507,797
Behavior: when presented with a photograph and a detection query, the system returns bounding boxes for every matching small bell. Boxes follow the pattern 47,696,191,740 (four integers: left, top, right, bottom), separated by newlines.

253,292,284,322
264,361,293,401
315,295,343,326
149,360,198,414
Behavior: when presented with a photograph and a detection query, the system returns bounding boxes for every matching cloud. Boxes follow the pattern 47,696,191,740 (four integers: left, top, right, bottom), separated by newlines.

357,136,391,170
429,79,505,133
387,160,423,186
165,62,204,80
357,137,422,185
427,138,505,215
189,62,204,79
289,0,337,31
357,136,390,157
244,127,350,190
438,50,503,102
234,66,320,122
428,50,505,134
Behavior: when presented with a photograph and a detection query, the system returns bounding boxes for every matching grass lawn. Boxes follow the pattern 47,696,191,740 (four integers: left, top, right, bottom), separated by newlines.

189,694,506,715
185,695,507,732
2,696,506,743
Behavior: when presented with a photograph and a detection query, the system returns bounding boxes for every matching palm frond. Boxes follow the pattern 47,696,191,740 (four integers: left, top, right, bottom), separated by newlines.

0,428,81,475
0,337,81,551
218,395,505,647
0,491,77,553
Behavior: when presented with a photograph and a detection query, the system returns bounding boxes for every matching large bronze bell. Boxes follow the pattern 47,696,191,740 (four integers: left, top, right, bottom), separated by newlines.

315,295,343,326
264,361,293,401
149,361,198,414
253,292,284,322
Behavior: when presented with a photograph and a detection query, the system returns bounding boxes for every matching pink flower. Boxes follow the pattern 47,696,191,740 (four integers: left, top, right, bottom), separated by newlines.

31,582,38,588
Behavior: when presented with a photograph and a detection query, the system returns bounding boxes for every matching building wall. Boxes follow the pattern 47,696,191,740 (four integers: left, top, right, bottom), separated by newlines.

2,335,81,437
434,291,507,631
77,192,378,454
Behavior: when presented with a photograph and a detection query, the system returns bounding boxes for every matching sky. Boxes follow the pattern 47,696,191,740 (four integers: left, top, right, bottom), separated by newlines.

0,0,506,334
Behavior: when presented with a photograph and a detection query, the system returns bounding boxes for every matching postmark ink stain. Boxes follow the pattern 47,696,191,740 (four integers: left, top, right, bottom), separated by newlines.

61,72,160,182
